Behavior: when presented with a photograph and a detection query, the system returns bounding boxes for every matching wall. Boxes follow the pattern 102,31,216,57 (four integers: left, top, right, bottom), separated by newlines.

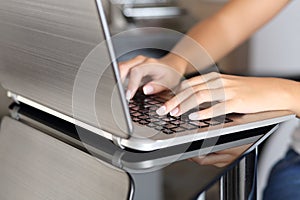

249,1,300,76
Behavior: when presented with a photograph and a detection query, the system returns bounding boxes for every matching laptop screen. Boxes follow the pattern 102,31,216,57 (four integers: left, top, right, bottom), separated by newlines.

0,0,132,138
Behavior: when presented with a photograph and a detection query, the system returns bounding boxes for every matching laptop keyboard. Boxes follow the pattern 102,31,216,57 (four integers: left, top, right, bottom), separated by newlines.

129,92,233,135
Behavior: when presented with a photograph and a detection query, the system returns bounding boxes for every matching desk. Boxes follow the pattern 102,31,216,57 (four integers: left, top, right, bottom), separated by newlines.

0,104,279,200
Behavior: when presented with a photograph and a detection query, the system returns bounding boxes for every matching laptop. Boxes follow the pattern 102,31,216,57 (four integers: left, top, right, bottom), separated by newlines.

2,108,278,199
8,102,279,173
0,0,294,151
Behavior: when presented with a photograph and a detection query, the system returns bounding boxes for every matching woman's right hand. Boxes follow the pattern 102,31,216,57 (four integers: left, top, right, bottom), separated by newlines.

119,54,188,100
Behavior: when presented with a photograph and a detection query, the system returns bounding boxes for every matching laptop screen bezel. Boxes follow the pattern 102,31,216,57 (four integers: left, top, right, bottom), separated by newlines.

94,0,134,135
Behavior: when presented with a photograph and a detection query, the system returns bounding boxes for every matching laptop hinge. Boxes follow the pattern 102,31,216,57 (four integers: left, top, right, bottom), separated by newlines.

7,91,20,104
112,150,125,168
112,136,125,149
10,104,21,120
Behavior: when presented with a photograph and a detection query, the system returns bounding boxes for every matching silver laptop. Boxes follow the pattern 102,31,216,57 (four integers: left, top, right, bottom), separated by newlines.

0,0,294,151
8,103,279,173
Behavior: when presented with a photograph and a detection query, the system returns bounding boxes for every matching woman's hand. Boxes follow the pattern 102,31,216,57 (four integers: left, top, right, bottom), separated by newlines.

119,54,188,100
156,72,297,119
189,144,252,168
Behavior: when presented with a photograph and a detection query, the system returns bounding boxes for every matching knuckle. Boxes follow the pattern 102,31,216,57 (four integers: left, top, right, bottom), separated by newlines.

118,62,125,68
192,76,202,83
181,79,190,87
210,72,219,77
195,90,203,99
192,85,200,92
196,90,209,99
146,58,157,63
178,82,185,91
179,81,189,91
184,79,195,88
136,55,146,60
130,67,141,75
119,62,130,70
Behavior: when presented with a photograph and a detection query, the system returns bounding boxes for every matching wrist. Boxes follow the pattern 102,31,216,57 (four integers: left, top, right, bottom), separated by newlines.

281,79,300,117
160,53,188,76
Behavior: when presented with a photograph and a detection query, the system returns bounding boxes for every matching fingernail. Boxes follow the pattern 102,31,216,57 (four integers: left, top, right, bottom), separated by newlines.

126,90,131,101
170,107,179,116
143,85,154,95
156,106,167,116
189,113,199,120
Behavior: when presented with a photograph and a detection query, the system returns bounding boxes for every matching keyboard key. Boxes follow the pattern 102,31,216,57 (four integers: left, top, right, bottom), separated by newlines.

162,129,174,135
132,118,140,123
190,121,209,128
130,106,140,111
163,123,178,129
138,115,149,120
153,121,166,126
162,117,176,122
171,127,186,132
139,120,149,125
129,93,233,134
209,120,222,126
155,126,164,131
131,112,142,117
146,123,157,128
179,123,198,130
170,120,181,125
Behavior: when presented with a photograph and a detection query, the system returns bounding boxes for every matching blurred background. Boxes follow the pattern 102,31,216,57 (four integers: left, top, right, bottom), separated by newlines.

0,0,299,199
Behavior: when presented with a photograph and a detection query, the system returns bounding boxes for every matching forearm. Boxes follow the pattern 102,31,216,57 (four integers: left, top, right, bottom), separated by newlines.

167,0,290,74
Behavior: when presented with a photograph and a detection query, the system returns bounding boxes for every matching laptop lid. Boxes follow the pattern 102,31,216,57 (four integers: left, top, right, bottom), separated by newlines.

0,0,132,138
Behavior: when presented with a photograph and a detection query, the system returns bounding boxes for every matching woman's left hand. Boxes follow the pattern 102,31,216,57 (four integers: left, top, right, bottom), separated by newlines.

156,72,296,119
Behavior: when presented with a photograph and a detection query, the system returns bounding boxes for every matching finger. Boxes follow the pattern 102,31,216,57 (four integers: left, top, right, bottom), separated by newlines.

126,64,165,100
170,88,227,117
126,67,146,100
157,83,210,116
158,80,226,116
189,100,234,120
143,81,169,95
178,78,225,95
157,87,198,115
118,55,147,82
180,72,222,91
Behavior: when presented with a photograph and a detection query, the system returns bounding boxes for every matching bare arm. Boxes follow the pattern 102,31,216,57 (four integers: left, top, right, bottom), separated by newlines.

120,0,291,97
172,0,290,73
